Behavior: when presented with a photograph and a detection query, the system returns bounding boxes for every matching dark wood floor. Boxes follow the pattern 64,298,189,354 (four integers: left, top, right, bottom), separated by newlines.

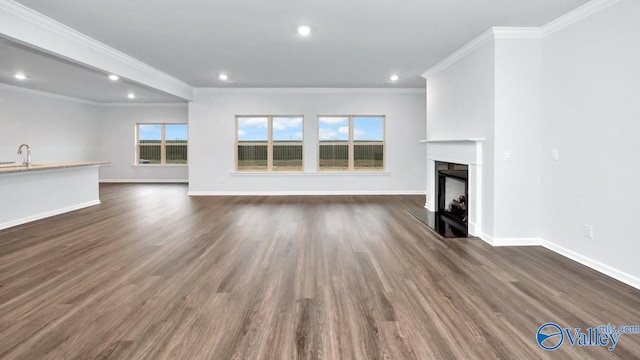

0,184,639,359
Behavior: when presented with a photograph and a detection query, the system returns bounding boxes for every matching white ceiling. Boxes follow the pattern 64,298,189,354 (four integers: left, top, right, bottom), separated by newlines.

3,0,591,100
0,38,186,103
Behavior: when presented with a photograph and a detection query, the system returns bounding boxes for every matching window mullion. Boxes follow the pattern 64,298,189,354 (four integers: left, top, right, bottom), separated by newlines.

160,124,166,164
136,125,140,164
348,116,354,171
267,116,273,171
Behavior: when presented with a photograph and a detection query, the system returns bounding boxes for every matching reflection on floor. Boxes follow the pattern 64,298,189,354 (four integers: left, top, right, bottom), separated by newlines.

406,208,470,238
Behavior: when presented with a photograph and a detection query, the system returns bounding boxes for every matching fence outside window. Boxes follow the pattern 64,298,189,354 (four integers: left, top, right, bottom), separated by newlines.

137,123,187,165
236,116,303,172
318,116,385,171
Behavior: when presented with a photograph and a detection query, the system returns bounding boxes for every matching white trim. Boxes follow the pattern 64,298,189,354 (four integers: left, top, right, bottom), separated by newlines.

230,171,390,177
0,200,100,231
427,156,482,166
426,141,483,236
0,82,98,105
421,28,494,79
421,138,486,144
100,179,188,183
0,83,188,106
194,88,424,95
423,0,619,78
472,234,640,290
492,27,542,39
541,0,620,37
541,239,640,291
188,190,426,196
468,221,478,236
0,0,193,100
479,233,495,245
479,234,542,247
97,102,188,108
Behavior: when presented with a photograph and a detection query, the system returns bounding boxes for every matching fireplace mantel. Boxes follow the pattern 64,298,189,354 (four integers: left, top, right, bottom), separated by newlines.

424,139,484,236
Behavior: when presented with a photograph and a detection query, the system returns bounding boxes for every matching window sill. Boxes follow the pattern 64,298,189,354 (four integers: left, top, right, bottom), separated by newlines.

231,171,390,176
132,164,189,167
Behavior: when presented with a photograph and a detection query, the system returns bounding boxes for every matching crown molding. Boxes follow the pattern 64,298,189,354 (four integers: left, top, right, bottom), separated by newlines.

0,82,187,107
0,82,99,105
422,27,542,79
422,0,620,79
97,102,188,108
421,28,495,79
194,87,425,95
0,0,194,100
492,27,542,39
541,0,619,37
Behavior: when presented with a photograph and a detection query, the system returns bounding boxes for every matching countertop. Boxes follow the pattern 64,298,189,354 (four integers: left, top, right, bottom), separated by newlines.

0,161,111,174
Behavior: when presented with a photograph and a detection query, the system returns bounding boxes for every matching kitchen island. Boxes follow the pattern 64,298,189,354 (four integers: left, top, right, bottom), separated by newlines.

0,161,110,230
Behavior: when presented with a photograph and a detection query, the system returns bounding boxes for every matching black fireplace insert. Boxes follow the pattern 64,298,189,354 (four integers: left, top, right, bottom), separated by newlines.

436,161,469,236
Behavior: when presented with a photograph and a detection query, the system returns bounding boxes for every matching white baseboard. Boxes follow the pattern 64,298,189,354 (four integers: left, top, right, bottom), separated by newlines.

477,233,640,290
188,190,426,196
540,239,640,291
0,200,101,231
424,201,435,211
100,179,188,183
468,221,478,237
479,233,542,247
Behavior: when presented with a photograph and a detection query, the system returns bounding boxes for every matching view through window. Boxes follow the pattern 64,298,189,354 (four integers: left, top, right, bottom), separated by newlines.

318,116,384,171
137,123,188,164
236,116,303,171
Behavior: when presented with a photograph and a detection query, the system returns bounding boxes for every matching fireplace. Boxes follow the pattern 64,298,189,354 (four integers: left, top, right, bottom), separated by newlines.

416,138,484,238
436,161,468,236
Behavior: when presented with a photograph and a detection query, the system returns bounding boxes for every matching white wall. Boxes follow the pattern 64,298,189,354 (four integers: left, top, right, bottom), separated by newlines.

97,104,188,182
0,85,100,163
425,40,495,140
188,89,426,195
424,0,640,287
426,39,496,236
0,166,101,230
493,38,541,239
541,0,640,281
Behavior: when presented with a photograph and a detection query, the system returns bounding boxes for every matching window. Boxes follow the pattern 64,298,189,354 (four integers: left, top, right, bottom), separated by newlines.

318,116,384,171
236,116,303,172
137,123,188,164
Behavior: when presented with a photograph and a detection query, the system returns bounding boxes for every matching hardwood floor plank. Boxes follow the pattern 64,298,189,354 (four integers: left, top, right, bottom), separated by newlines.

0,184,639,359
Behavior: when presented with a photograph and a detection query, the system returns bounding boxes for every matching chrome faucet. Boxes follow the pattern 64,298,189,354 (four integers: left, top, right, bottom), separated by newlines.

17,144,31,169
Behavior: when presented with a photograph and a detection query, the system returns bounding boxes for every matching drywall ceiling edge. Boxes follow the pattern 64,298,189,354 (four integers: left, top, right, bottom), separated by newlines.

0,0,194,101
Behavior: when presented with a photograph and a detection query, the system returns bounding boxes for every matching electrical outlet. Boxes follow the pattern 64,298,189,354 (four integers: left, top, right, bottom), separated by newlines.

583,224,593,238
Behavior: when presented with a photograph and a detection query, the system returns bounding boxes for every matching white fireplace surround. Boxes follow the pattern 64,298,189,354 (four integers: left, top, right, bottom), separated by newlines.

421,138,484,237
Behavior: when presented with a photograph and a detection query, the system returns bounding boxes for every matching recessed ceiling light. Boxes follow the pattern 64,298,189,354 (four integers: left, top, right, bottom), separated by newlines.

298,26,311,36
108,74,119,81
127,93,136,99
14,73,27,80
219,73,228,81
390,74,399,82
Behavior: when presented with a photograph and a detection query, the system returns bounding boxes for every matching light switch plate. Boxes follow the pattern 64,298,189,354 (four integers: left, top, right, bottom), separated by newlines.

584,224,593,238
551,149,559,161
504,151,512,161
